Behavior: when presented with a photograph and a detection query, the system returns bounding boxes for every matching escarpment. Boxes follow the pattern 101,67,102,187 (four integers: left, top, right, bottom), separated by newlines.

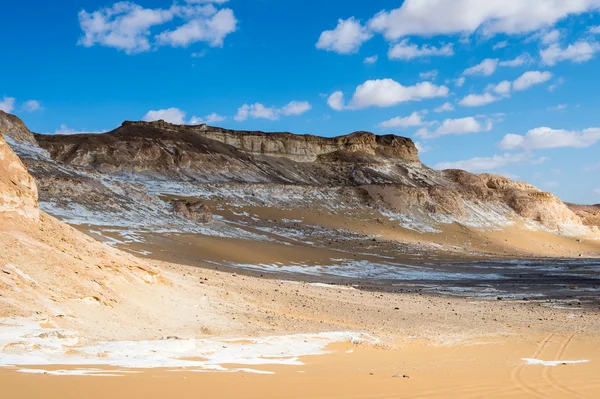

0,112,594,235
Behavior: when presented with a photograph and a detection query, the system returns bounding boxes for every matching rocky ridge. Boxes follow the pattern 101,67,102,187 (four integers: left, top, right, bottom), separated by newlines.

1,114,597,239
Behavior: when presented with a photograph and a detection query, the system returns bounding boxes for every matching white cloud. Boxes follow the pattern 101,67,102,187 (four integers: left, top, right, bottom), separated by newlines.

591,26,600,34
455,77,466,87
512,71,552,91
499,127,600,150
459,93,499,107
594,188,600,195
327,91,345,111
363,55,378,64
143,107,187,124
419,70,439,80
330,79,449,110
499,54,530,67
279,101,312,116
540,40,600,65
435,152,529,172
416,117,492,139
235,103,278,121
0,97,16,113
316,17,372,54
388,40,454,60
464,58,499,76
493,41,508,50
367,0,600,40
78,2,237,54
234,101,311,121
490,80,512,96
189,113,226,125
378,112,429,129
541,29,561,45
459,70,550,107
156,8,237,48
22,100,42,112
434,102,455,112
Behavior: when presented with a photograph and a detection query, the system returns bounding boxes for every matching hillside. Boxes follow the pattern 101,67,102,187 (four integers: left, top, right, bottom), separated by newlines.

1,111,598,272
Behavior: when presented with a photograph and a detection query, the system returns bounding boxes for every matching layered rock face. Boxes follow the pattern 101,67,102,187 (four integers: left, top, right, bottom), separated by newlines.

120,121,420,163
1,113,594,235
0,134,39,220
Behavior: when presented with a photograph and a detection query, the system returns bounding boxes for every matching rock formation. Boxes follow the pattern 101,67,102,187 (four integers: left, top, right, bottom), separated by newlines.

0,111,36,143
1,113,596,237
0,134,39,220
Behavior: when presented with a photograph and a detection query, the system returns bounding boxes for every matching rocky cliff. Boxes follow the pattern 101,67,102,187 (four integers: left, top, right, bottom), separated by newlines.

2,113,596,238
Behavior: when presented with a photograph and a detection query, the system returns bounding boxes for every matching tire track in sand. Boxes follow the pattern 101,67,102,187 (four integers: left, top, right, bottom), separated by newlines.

542,332,587,399
510,331,555,398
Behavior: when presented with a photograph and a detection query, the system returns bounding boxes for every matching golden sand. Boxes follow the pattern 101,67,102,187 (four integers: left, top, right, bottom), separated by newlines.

2,333,599,399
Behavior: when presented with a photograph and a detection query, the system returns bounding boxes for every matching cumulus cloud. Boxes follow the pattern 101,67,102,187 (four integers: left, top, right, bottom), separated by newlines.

489,80,512,96
591,26,600,34
378,112,430,129
512,71,553,91
464,58,499,76
78,2,237,54
22,100,42,112
367,0,600,40
327,92,345,111
499,127,600,150
143,107,187,124
416,117,492,139
328,79,449,110
388,40,454,60
316,17,372,54
459,70,551,107
156,8,237,48
363,55,378,64
189,112,226,125
0,97,16,113
279,101,312,116
459,93,499,107
234,101,311,121
435,152,529,172
540,40,600,65
434,102,455,113
541,29,561,45
455,77,466,87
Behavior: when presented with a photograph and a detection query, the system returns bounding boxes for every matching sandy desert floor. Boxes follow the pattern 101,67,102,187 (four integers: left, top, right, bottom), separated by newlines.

2,333,600,399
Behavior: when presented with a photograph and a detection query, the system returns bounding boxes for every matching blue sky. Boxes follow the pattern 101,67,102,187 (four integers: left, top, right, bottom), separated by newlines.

1,0,600,203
